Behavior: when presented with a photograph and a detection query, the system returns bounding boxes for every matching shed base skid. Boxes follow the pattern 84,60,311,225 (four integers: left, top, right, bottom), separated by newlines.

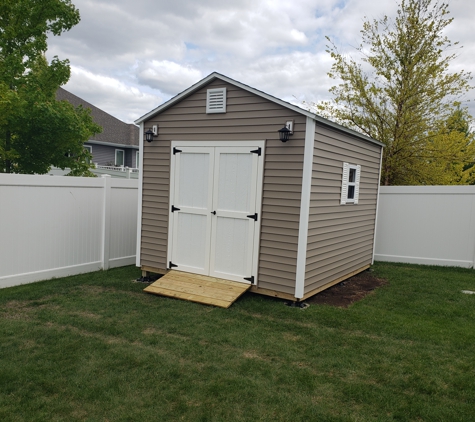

140,266,168,276
141,264,371,303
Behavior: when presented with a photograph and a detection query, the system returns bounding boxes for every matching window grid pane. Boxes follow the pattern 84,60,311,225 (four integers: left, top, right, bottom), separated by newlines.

348,185,355,199
349,168,356,183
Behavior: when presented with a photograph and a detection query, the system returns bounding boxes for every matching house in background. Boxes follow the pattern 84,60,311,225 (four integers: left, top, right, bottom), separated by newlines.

56,88,140,169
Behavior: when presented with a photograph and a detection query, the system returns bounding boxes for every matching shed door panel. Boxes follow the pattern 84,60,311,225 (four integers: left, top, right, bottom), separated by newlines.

169,146,260,283
171,148,214,275
210,148,258,281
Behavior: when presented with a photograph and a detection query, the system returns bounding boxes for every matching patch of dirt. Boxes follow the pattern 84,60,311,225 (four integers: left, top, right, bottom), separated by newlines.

2,299,61,320
68,311,102,320
306,270,388,308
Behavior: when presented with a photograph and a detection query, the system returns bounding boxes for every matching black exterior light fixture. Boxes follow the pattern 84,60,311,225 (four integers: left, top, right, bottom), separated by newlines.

145,125,158,142
145,129,155,142
278,120,294,142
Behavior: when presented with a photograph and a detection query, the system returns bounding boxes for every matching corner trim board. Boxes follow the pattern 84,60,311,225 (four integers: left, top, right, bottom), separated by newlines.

294,117,316,299
136,123,144,267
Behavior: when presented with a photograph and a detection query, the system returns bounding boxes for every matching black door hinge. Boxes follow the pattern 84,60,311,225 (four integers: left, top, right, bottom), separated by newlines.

246,213,258,221
244,276,255,284
173,147,182,155
250,147,261,156
169,261,178,269
171,205,180,212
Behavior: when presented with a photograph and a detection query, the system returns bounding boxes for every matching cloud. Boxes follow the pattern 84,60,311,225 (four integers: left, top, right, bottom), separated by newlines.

63,66,162,122
45,0,475,121
229,51,335,105
136,61,203,95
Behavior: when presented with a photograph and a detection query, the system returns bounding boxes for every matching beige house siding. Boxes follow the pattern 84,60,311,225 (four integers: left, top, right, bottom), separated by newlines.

140,146,170,269
304,124,381,294
140,79,305,293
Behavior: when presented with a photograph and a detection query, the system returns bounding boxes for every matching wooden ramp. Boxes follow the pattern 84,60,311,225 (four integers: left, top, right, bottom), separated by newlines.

143,271,251,308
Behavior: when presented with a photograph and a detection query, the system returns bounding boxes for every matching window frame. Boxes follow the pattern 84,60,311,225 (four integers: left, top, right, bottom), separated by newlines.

135,150,139,169
340,162,361,205
115,149,125,167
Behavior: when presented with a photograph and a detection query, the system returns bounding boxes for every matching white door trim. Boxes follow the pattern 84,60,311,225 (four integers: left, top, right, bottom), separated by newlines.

168,140,265,285
173,140,265,148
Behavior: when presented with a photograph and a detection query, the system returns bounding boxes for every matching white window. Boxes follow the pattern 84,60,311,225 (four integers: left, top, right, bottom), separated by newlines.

206,88,226,113
135,151,139,169
340,162,361,205
115,149,125,167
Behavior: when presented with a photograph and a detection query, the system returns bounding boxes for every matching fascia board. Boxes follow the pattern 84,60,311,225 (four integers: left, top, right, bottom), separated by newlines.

85,140,139,149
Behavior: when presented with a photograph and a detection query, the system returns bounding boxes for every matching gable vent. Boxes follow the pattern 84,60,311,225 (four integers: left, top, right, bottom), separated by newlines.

206,88,226,113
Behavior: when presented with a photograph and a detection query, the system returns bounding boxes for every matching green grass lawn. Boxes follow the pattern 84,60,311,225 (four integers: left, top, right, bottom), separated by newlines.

1,263,474,421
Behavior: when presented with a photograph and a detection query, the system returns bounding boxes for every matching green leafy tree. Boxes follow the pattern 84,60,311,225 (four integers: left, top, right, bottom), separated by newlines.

315,0,473,185
420,107,475,184
0,0,101,175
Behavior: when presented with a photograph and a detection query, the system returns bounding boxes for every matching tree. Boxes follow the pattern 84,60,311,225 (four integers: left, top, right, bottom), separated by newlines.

315,0,474,185
419,107,475,184
0,0,101,175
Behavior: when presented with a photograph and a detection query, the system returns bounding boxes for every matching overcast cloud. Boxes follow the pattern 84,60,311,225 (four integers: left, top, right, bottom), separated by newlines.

46,0,475,123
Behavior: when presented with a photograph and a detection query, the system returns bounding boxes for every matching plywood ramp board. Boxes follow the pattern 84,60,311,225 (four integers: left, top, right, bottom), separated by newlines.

143,270,251,308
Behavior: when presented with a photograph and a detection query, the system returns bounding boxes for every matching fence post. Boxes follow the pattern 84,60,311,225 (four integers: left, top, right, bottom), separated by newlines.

126,167,131,179
472,191,475,269
101,174,112,270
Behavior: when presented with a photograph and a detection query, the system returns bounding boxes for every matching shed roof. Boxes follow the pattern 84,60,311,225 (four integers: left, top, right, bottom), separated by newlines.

56,87,139,147
135,72,383,147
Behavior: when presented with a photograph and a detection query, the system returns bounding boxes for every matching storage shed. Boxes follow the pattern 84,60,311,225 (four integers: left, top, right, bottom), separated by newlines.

135,72,383,303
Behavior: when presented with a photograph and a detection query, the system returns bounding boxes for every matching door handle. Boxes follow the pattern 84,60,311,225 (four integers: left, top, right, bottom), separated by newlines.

211,210,216,215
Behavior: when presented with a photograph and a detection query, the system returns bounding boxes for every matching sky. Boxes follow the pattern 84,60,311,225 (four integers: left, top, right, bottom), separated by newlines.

46,0,475,124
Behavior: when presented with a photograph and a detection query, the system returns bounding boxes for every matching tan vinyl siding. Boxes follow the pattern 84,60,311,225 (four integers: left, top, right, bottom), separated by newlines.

140,79,305,291
304,124,381,294
140,141,170,269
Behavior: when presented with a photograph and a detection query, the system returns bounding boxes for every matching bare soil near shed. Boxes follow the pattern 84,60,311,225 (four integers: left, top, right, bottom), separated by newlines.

306,270,388,308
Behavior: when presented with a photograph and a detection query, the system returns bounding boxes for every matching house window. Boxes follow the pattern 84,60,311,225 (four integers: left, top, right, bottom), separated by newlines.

340,163,361,205
206,88,226,113
135,151,139,169
115,149,125,167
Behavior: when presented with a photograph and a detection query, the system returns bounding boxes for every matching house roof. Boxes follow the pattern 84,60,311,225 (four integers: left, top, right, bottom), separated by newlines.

56,88,139,147
135,72,383,147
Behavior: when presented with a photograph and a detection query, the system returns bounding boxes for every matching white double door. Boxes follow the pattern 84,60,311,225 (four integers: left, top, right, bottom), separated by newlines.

168,144,262,283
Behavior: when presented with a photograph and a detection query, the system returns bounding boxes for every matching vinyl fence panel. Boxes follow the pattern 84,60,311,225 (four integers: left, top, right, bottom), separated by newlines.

374,186,475,268
0,174,138,288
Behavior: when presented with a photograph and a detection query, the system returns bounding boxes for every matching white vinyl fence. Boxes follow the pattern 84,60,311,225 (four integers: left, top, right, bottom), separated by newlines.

0,174,138,289
374,186,475,268
2,176,473,290
49,165,139,179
